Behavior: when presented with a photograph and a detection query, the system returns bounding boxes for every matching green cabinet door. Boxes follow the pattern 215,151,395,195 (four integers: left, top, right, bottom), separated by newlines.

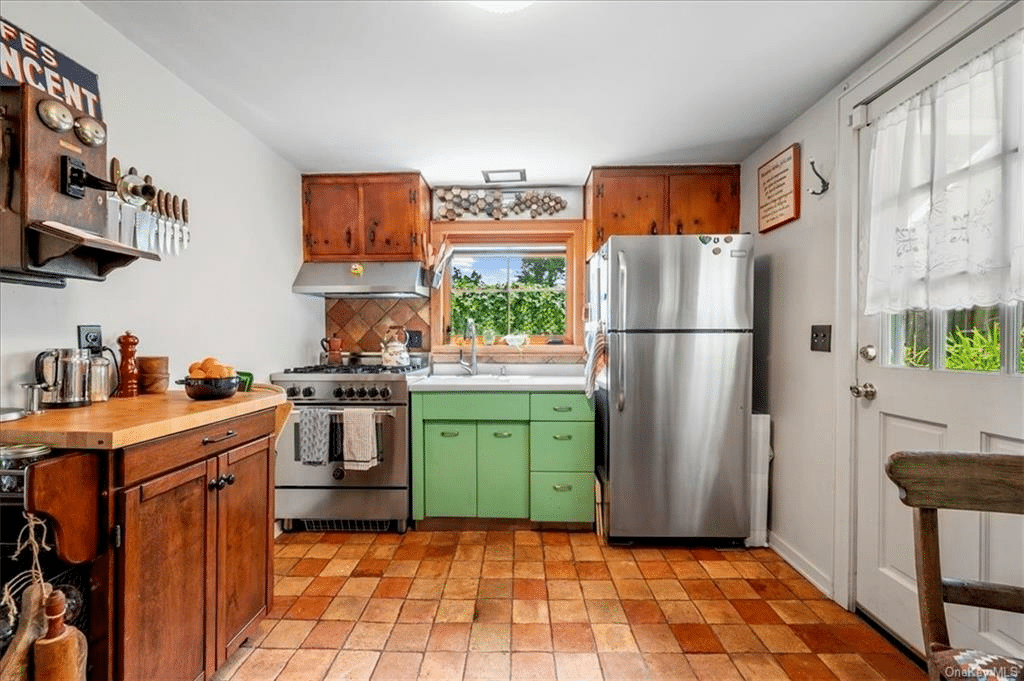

477,422,530,518
424,422,477,517
530,472,595,522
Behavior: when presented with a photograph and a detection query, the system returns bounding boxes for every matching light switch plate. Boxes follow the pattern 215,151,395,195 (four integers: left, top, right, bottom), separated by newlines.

810,324,831,352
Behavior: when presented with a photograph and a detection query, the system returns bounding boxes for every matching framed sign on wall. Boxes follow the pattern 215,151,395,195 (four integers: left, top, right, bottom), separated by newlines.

757,143,800,233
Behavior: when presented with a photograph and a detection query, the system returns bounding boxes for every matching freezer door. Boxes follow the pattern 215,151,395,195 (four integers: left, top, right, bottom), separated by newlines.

607,235,752,331
606,331,751,538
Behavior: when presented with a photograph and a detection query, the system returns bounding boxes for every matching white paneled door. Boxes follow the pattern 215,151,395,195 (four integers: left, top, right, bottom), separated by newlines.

853,9,1024,659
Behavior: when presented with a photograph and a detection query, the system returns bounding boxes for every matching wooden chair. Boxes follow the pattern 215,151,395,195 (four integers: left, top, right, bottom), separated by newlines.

886,451,1024,681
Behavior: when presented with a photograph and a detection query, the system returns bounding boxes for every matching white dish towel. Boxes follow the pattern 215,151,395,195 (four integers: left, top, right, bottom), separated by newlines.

343,408,380,471
299,408,330,465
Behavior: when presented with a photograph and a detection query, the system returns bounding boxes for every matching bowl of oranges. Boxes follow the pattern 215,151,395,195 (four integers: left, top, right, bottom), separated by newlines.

176,357,240,400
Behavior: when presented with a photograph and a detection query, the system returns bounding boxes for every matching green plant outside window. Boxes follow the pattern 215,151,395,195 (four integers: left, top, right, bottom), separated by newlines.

449,254,567,339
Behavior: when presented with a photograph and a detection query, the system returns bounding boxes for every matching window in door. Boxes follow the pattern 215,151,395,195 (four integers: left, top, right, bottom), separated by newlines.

886,304,1019,373
448,248,567,344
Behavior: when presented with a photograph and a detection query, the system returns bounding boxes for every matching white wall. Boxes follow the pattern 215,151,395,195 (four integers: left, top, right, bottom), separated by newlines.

741,91,841,594
0,1,323,408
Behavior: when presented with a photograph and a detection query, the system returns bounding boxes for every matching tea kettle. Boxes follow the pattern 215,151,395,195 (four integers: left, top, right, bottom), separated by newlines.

34,348,92,408
381,326,410,367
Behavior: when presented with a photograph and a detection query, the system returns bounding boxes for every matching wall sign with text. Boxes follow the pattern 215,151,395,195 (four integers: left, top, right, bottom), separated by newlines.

0,18,103,119
757,143,800,233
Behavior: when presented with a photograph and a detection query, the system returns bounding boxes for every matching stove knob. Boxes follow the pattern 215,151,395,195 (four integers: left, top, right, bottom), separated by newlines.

380,386,392,400
356,387,368,398
367,387,379,398
344,387,356,398
302,386,315,397
286,386,299,398
333,387,345,398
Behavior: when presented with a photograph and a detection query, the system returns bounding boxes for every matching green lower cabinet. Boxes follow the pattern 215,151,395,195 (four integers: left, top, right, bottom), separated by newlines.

530,472,595,522
424,422,477,517
476,422,530,518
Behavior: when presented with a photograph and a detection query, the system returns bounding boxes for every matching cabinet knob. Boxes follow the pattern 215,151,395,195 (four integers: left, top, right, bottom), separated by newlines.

222,473,236,486
650,220,658,235
208,478,226,491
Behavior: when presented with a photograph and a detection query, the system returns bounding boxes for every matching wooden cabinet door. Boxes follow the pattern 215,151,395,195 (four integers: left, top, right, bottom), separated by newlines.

304,180,360,259
118,458,217,681
424,422,477,517
362,178,418,258
668,171,740,235
477,422,529,518
594,175,666,244
217,438,271,665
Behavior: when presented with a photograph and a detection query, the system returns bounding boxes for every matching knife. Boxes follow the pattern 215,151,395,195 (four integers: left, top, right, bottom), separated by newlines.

181,198,190,251
108,157,122,241
172,194,182,256
163,192,174,253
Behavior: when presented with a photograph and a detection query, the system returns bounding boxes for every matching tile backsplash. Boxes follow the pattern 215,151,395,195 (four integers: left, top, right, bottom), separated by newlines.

325,298,431,352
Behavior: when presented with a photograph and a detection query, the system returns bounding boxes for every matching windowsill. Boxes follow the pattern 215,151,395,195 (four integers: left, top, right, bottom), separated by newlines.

431,344,585,363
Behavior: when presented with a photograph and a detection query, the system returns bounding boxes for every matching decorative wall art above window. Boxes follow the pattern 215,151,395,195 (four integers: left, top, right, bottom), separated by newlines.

434,187,569,221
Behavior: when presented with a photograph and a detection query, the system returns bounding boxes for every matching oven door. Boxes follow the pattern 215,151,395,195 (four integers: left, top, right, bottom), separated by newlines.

276,404,408,488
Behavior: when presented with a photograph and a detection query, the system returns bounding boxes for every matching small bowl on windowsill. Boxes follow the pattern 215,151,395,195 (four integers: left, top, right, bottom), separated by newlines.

503,334,529,349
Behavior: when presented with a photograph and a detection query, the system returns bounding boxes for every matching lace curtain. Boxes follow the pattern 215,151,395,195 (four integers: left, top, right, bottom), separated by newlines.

864,30,1023,314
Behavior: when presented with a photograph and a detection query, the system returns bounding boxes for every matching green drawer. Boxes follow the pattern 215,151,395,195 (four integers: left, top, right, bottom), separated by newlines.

530,393,594,421
420,392,530,421
530,472,594,522
530,421,594,472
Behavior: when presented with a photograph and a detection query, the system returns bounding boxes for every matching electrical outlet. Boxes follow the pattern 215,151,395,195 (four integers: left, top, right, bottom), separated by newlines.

810,324,831,352
78,324,103,353
406,330,423,349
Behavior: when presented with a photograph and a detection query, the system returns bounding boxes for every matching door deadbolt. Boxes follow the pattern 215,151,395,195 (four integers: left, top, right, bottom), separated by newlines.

849,383,877,400
859,345,877,361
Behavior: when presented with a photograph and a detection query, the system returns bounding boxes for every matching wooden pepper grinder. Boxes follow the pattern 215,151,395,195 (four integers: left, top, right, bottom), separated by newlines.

32,590,88,681
115,331,139,398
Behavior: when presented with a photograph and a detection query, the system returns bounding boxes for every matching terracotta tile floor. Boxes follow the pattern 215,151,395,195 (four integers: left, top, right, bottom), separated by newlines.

213,530,927,681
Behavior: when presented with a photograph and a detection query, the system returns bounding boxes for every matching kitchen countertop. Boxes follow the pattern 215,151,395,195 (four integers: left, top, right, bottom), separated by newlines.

408,369,586,392
0,385,286,449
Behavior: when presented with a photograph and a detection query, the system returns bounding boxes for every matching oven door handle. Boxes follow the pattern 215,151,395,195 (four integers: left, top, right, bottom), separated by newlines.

292,408,397,419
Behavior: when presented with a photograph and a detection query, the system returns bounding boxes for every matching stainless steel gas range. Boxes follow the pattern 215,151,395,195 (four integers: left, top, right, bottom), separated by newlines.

270,357,426,532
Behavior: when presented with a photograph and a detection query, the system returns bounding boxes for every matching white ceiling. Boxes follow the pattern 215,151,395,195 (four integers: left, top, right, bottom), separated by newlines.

83,0,933,186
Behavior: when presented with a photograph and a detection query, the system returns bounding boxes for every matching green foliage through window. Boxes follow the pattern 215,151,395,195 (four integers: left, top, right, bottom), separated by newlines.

450,255,567,338
902,321,1024,372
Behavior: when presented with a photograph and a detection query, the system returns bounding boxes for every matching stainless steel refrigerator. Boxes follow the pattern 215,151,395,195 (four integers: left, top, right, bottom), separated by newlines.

589,234,753,539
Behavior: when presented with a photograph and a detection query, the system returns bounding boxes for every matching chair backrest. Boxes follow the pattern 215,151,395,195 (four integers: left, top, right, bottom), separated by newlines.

885,451,1024,679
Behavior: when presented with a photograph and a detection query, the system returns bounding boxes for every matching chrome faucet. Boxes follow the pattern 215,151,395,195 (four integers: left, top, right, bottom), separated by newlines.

459,318,478,375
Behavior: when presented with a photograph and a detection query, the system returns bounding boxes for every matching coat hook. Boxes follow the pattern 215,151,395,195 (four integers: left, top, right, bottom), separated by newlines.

808,158,829,195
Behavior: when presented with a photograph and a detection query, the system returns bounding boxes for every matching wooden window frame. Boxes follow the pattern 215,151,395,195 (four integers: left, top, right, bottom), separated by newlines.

429,220,585,357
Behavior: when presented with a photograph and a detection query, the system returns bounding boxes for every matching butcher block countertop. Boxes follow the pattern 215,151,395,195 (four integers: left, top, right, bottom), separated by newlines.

0,385,286,450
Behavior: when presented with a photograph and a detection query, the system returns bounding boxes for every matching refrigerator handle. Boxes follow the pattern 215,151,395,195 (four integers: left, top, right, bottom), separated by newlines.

617,251,627,412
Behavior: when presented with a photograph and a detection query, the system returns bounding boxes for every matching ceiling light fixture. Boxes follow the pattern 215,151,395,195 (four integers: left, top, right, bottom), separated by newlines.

468,1,535,14
482,169,527,183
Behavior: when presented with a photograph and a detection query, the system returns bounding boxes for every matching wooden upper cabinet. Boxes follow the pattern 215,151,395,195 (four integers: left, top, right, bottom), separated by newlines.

304,181,360,258
668,169,740,235
585,166,740,254
302,173,429,262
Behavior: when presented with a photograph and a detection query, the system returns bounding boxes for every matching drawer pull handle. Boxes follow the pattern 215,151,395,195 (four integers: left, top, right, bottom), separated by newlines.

553,434,573,441
552,406,572,412
493,431,512,438
440,431,460,437
552,484,573,492
202,430,237,445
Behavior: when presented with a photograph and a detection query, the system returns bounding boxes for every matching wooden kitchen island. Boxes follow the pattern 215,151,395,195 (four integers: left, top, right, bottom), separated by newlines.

0,387,288,681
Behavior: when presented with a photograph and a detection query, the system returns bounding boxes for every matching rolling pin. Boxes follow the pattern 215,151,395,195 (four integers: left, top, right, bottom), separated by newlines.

32,590,87,681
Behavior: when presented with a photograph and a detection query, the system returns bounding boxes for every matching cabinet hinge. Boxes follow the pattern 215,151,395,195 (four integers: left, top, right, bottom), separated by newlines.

304,190,310,205
596,184,604,198
409,189,417,205
111,524,123,548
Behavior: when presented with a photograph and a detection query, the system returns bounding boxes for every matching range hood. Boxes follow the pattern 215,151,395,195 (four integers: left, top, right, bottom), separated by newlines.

291,261,430,298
